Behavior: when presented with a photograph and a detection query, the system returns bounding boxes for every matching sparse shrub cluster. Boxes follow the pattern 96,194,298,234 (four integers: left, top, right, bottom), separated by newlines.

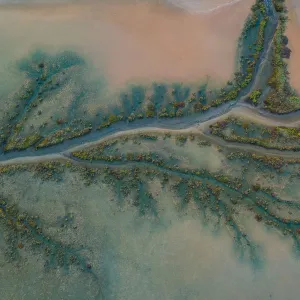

36,125,92,148
209,116,300,151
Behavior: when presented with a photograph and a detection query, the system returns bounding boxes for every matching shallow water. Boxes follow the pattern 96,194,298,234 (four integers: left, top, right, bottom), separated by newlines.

0,0,253,88
2,0,300,299
287,0,300,93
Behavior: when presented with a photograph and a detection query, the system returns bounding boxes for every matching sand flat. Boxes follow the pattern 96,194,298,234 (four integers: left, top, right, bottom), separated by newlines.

0,0,254,89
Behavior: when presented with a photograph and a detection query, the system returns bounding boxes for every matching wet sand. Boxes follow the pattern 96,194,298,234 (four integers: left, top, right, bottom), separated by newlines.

286,0,300,92
0,0,254,90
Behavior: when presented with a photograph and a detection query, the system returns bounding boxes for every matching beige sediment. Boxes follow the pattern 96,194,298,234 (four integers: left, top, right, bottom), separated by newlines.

286,0,300,93
0,0,254,90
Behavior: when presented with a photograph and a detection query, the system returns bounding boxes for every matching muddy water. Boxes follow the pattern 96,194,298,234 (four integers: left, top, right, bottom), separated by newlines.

0,0,254,91
287,0,300,92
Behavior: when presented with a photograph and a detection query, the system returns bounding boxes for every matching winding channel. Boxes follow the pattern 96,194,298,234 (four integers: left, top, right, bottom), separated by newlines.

0,0,299,165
